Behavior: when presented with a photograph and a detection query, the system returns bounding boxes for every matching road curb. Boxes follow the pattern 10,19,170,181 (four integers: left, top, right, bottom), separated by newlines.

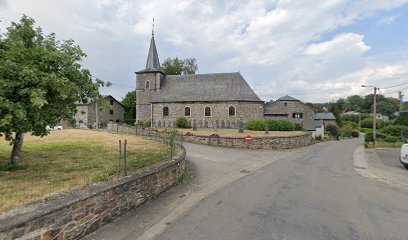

353,145,408,189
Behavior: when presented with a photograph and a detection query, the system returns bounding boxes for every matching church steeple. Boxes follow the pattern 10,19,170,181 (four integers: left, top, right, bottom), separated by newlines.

145,34,161,71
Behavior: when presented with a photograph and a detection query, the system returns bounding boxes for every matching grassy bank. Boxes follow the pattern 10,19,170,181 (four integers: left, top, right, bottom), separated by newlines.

0,129,170,212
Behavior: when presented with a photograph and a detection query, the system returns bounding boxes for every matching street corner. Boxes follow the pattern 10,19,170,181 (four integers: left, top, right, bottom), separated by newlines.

353,145,408,189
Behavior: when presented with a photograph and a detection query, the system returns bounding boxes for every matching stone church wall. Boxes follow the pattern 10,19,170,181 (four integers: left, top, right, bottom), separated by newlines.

151,101,264,128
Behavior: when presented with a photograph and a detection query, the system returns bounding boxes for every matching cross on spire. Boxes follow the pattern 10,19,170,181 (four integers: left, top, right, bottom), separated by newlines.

152,17,155,36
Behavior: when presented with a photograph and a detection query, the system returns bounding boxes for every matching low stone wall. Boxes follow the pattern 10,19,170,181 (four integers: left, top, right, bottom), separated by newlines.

181,133,314,149
0,147,186,240
106,125,314,150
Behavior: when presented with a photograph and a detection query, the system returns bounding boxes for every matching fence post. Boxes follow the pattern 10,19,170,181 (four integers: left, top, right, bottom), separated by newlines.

119,140,122,177
124,140,127,176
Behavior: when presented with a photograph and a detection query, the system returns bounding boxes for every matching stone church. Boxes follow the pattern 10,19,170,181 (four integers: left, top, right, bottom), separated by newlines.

136,33,264,128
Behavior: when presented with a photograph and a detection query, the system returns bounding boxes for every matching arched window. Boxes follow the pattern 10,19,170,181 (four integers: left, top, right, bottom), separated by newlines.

185,107,191,116
163,107,169,116
228,106,235,116
145,81,150,89
205,107,211,117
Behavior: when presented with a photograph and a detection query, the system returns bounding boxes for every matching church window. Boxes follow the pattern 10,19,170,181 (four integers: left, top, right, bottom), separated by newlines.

185,107,191,116
145,81,150,89
228,106,235,116
163,107,169,116
205,107,211,117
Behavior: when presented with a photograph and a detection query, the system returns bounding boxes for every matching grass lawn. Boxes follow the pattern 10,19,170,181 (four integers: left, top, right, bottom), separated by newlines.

0,129,171,212
366,141,405,148
158,128,306,138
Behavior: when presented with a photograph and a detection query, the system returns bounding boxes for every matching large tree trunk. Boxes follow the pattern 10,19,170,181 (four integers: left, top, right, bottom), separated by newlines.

10,132,24,165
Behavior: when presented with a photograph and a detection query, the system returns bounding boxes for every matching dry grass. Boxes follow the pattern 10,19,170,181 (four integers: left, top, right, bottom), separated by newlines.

159,128,306,138
0,129,170,212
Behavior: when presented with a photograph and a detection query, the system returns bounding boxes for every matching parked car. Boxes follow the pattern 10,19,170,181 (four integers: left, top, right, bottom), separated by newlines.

46,124,63,131
400,144,408,169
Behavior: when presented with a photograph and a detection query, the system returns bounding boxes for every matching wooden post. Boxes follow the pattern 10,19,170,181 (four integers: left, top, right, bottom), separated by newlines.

124,140,127,176
119,140,122,177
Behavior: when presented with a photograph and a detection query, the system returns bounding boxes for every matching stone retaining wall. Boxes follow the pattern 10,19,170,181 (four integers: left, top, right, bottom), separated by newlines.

0,147,186,240
106,125,314,150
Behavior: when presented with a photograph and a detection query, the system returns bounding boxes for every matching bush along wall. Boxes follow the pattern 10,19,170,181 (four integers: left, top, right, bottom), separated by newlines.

245,119,296,131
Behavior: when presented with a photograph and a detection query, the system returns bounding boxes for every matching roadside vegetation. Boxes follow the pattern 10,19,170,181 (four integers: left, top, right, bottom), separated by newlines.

0,130,170,212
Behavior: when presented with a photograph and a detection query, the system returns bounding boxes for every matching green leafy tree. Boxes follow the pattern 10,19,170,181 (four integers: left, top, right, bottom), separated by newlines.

0,16,106,165
122,90,136,125
161,57,198,75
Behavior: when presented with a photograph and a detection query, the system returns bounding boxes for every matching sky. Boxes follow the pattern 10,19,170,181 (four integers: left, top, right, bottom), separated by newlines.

1,0,408,103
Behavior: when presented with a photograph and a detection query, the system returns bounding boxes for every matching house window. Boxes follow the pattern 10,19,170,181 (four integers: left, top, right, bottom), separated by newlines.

110,99,114,105
185,107,191,116
228,106,235,116
292,113,303,118
205,107,211,117
284,102,288,107
146,81,150,89
163,107,169,116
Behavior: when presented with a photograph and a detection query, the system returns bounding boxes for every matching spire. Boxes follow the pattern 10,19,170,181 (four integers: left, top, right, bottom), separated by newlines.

145,35,161,71
144,18,161,71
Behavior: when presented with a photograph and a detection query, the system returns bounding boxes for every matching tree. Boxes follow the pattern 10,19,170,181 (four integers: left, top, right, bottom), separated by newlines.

122,90,136,125
0,16,106,165
161,57,198,75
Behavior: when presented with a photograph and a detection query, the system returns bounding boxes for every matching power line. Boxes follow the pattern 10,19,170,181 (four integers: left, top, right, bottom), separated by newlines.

380,81,408,89
384,86,408,95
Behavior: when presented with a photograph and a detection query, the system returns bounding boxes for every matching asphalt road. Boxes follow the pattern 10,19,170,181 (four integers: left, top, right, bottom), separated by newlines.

376,148,405,169
156,139,408,240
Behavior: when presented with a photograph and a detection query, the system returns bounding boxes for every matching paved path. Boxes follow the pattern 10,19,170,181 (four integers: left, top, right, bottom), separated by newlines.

84,143,297,240
355,146,408,189
85,139,408,240
157,138,408,240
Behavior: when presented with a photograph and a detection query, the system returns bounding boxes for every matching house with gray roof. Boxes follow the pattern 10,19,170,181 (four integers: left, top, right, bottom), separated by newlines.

264,95,315,123
75,95,124,128
314,112,337,126
136,33,264,128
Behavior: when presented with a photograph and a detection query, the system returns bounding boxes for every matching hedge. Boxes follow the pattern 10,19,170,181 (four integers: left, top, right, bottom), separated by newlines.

245,120,265,131
245,119,296,131
381,125,408,137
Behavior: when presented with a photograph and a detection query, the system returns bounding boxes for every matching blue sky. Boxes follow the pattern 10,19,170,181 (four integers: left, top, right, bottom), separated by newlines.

1,0,408,103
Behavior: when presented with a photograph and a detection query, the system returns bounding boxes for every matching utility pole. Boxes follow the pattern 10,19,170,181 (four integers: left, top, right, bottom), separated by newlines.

373,87,377,148
399,91,403,113
362,84,378,147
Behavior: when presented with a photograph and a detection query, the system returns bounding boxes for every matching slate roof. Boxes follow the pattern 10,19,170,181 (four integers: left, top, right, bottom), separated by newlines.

152,72,263,103
137,35,163,73
75,95,124,107
303,119,324,131
315,112,336,120
277,95,299,101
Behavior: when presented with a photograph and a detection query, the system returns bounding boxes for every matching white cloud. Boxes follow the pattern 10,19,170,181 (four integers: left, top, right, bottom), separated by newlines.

1,0,408,102
305,33,371,55
377,15,396,25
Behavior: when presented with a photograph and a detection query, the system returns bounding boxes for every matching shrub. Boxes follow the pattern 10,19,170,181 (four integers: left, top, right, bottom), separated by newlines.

265,120,295,131
360,118,384,129
143,120,151,128
360,128,372,134
326,124,338,137
340,124,353,138
395,115,408,126
381,125,408,137
365,132,373,143
294,123,302,131
245,120,265,131
384,135,398,143
176,117,190,128
341,115,360,124
351,130,359,138
341,121,358,129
